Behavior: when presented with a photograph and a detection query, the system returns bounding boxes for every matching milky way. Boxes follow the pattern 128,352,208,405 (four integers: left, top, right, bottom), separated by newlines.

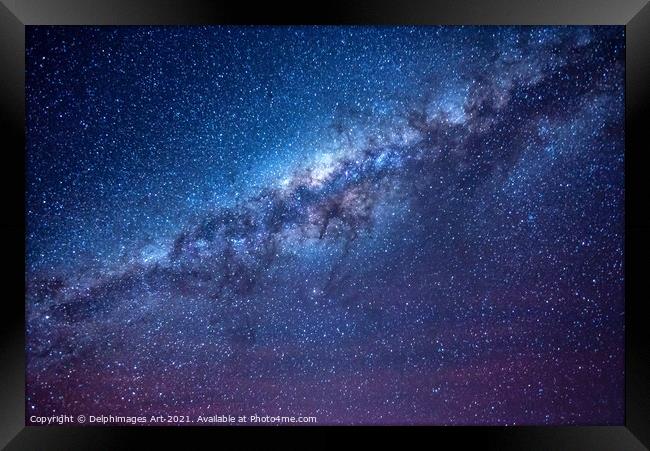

26,26,624,425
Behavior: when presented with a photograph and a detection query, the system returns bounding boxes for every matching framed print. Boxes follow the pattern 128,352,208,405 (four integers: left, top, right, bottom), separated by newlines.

1,0,649,449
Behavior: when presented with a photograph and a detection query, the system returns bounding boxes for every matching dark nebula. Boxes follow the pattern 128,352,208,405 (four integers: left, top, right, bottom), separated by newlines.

26,26,624,425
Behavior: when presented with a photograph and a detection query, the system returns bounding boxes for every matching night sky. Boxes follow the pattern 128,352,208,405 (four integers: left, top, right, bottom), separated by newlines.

26,26,625,425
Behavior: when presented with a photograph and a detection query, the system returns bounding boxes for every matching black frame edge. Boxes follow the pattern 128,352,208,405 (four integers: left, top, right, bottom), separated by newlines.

626,1,650,448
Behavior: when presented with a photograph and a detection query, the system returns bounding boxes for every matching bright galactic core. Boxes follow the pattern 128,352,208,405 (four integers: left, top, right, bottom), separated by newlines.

26,26,624,425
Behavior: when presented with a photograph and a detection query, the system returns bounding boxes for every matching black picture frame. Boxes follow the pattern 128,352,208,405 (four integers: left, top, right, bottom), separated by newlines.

1,1,648,448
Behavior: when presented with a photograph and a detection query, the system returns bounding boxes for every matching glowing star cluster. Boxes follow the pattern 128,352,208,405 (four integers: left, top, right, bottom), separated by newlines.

26,26,624,425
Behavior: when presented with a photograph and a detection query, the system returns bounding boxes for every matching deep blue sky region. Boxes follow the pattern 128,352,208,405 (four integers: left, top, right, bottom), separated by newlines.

26,26,624,425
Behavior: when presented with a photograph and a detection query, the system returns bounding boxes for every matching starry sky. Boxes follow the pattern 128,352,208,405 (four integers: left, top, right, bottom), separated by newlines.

26,26,625,425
